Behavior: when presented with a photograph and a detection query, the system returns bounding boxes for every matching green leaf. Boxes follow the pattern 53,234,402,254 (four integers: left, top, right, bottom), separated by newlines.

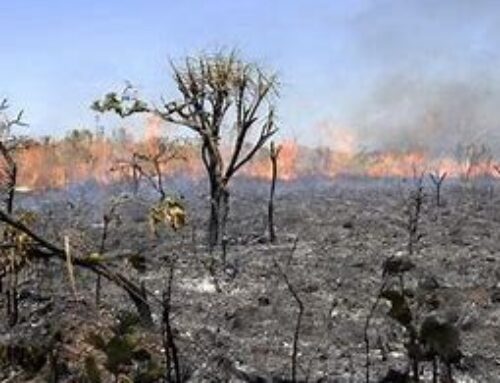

85,252,104,264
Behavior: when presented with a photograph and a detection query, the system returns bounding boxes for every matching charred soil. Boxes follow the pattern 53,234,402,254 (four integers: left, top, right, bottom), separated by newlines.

1,177,499,382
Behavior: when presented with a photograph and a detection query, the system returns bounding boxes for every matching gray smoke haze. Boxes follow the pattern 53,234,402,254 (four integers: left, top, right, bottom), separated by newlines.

345,0,500,156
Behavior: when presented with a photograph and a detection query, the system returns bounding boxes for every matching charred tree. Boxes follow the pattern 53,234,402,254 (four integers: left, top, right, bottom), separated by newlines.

428,170,447,207
93,51,278,251
95,203,120,306
268,141,281,243
455,142,492,183
407,174,425,256
0,99,27,326
162,257,181,383
0,99,25,214
112,138,184,200
273,244,302,383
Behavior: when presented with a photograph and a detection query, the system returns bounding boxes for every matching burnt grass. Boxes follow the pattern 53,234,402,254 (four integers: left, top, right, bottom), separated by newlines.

1,176,500,382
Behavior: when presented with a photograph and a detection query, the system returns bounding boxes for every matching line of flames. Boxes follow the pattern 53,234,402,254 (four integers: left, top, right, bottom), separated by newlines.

5,135,499,192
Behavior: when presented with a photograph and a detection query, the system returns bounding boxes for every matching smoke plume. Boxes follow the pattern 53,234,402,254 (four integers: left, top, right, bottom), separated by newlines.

345,0,500,157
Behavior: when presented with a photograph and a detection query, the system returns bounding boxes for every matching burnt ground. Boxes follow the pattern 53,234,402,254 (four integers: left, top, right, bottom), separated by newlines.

1,176,500,382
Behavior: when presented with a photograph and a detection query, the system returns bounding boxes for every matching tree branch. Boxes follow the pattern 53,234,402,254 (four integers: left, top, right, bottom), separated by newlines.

0,209,162,311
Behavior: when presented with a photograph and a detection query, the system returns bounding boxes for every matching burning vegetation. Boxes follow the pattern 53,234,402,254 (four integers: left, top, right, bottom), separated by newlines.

11,131,500,191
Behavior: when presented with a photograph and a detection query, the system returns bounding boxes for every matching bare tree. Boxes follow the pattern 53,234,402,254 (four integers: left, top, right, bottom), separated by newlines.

0,99,28,325
0,99,27,213
455,142,492,182
273,250,303,383
113,137,186,201
268,141,281,243
428,170,447,207
162,256,181,382
94,198,124,306
93,51,278,250
407,173,425,256
110,157,141,195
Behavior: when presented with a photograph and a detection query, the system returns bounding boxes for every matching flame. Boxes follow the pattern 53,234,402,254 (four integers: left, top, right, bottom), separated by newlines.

145,114,163,141
243,139,298,181
278,140,299,181
6,124,499,192
365,151,427,178
15,136,121,189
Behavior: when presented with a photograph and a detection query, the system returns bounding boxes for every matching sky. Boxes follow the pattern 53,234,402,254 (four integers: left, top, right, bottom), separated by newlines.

1,0,500,151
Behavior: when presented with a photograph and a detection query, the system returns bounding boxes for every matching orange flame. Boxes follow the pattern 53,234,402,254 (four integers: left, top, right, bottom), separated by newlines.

7,128,499,192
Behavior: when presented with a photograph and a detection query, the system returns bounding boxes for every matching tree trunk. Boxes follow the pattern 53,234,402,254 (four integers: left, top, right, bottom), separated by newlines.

208,180,230,253
219,187,230,246
5,164,17,326
208,180,221,251
436,184,441,207
136,281,153,326
6,164,16,214
268,145,278,243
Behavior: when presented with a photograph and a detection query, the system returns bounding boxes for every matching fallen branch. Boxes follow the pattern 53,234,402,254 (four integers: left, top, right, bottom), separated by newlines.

0,209,160,323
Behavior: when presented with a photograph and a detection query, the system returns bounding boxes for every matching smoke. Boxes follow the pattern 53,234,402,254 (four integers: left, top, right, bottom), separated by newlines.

353,75,500,155
345,0,500,157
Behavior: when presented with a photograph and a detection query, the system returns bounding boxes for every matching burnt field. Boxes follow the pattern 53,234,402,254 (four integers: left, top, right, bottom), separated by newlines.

0,176,499,382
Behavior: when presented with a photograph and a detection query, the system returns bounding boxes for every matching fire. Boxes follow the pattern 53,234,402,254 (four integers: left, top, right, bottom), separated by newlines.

6,126,499,192
278,140,299,181
365,151,427,178
244,139,298,181
144,114,163,141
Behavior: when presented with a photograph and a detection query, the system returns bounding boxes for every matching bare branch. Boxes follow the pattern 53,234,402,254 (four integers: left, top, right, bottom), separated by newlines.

429,170,447,207
0,209,161,319
273,244,303,383
227,107,277,179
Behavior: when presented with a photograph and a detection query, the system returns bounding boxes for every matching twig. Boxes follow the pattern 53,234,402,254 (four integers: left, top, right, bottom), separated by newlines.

162,257,181,382
407,174,424,256
268,141,281,243
273,252,303,383
64,236,78,300
95,203,118,305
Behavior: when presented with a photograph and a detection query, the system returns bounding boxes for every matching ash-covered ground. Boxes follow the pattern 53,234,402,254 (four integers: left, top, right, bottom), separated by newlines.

1,176,500,382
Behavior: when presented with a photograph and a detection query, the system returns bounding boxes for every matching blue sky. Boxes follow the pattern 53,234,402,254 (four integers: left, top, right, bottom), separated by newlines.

1,0,500,150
